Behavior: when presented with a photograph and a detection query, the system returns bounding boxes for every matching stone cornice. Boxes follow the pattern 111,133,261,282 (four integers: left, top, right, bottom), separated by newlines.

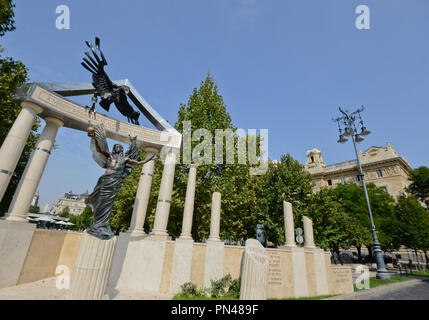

309,156,411,179
14,83,181,151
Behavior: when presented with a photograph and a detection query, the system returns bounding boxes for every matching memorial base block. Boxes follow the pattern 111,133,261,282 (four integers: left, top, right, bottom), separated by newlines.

0,220,36,288
68,232,117,300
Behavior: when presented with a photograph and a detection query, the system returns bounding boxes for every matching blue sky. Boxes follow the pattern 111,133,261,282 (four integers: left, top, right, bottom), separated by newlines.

1,0,428,209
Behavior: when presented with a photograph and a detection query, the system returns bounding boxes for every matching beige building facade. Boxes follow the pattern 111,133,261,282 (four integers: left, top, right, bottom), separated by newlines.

50,190,89,216
304,142,412,198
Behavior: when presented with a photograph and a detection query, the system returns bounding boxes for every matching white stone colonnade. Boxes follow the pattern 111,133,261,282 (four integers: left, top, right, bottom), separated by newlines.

0,83,182,227
6,117,64,221
0,102,43,203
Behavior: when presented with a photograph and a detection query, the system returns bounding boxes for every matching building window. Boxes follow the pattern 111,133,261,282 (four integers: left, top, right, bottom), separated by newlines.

311,156,314,163
340,177,346,184
355,175,361,182
327,179,332,186
376,169,383,178
381,186,388,193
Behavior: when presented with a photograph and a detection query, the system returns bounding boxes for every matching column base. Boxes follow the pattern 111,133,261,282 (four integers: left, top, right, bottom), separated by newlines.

150,228,168,236
207,237,221,242
178,234,193,240
127,228,146,236
147,233,169,242
304,245,317,250
5,213,28,222
375,269,391,280
281,244,297,249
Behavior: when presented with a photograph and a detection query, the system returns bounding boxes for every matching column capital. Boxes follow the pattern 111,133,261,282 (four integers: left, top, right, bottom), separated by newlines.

21,101,43,115
44,117,64,128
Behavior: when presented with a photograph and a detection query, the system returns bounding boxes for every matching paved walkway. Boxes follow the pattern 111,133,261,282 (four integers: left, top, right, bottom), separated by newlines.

0,277,173,300
0,278,66,300
360,279,429,300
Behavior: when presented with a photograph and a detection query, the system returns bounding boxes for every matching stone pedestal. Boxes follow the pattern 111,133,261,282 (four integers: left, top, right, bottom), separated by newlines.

312,249,329,296
0,220,36,288
69,233,117,300
239,239,269,300
128,148,157,234
0,102,43,202
283,201,296,247
169,238,194,294
179,164,198,240
106,233,167,298
291,246,308,298
204,240,224,288
6,117,63,222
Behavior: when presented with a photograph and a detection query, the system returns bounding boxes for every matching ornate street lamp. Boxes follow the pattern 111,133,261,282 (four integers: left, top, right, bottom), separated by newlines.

332,106,390,280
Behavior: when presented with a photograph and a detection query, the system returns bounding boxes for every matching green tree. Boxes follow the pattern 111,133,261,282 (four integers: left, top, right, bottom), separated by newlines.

330,182,396,259
408,166,429,209
58,206,70,218
393,195,429,265
0,1,40,215
29,205,40,214
308,187,358,250
69,206,93,231
0,0,15,37
79,206,94,230
256,155,313,245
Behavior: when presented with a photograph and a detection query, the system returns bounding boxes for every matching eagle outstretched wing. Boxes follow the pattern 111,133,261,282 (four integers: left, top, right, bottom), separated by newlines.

81,37,115,111
90,123,110,168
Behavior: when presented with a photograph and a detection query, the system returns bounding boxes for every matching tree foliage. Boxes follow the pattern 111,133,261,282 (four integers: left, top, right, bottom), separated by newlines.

0,0,15,37
408,166,429,209
68,206,94,231
392,195,429,252
58,206,70,218
308,187,357,249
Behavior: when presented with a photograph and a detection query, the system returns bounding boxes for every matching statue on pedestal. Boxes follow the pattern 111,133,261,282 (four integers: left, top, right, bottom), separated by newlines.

86,123,155,239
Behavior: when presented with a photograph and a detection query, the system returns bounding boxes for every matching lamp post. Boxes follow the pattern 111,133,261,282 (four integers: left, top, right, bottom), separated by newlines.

333,106,390,280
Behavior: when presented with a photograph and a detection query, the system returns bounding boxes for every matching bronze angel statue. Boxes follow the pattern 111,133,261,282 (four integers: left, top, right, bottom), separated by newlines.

85,124,156,240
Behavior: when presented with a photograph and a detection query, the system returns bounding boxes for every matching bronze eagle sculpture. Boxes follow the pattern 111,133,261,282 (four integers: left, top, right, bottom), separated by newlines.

81,37,141,125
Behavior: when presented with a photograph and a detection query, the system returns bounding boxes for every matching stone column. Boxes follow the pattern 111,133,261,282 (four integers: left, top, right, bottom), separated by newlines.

6,117,63,222
208,192,221,241
0,102,43,203
151,148,178,237
128,147,158,235
283,201,296,247
69,233,117,300
303,216,316,248
179,164,198,240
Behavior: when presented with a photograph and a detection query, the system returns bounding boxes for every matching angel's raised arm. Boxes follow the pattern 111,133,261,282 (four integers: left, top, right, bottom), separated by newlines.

93,138,110,158
126,153,157,166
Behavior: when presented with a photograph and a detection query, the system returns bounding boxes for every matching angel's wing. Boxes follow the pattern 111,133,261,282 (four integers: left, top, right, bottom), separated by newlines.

90,123,109,168
125,135,139,161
